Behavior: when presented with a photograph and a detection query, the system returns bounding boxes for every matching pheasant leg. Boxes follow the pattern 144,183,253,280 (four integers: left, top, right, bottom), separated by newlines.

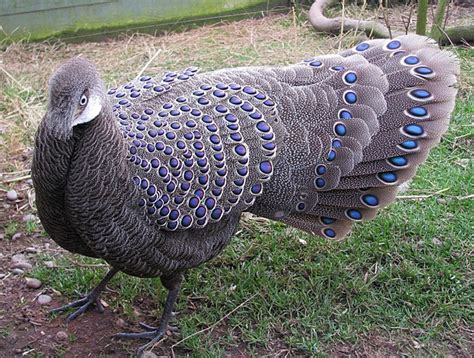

115,273,183,354
50,267,119,321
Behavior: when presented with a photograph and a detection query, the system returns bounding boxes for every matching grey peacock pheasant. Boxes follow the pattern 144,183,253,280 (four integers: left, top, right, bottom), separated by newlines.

32,35,459,352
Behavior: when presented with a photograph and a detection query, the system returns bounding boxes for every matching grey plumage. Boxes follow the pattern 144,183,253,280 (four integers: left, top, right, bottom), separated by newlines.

31,34,459,351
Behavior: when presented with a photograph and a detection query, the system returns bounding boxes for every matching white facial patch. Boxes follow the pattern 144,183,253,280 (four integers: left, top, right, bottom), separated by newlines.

72,94,102,127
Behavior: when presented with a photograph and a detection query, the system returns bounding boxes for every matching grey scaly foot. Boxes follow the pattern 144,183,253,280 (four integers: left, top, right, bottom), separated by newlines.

115,273,182,356
50,267,119,321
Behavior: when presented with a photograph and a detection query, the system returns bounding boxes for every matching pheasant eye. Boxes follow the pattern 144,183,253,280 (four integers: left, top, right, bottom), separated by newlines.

79,94,88,106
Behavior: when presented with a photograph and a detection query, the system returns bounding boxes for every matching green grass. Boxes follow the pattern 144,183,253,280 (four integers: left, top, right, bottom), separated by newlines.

3,11,472,356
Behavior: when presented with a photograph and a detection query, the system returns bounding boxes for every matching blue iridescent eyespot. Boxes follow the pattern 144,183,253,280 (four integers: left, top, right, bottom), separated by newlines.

404,56,419,65
410,89,431,99
263,142,276,150
407,106,428,117
215,104,228,113
256,121,270,132
355,43,369,51
229,96,242,105
250,111,262,120
225,113,237,122
196,206,206,218
316,165,326,175
315,178,325,188
331,66,345,71
344,91,357,104
251,183,262,194
388,156,408,167
297,202,306,211
344,72,357,84
332,139,342,148
198,97,209,105
346,209,362,220
334,123,347,136
399,140,418,150
140,179,149,189
321,216,335,225
309,60,322,67
361,194,379,207
243,86,257,95
259,161,272,174
241,102,253,112
182,215,192,227
378,172,397,183
323,228,336,238
327,150,336,161
213,90,225,98
403,124,424,136
386,40,401,50
414,66,433,75
211,208,223,220
339,110,352,119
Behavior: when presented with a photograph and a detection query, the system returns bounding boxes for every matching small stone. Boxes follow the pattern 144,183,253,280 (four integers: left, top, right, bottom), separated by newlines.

44,261,55,268
141,352,158,358
26,179,33,186
6,190,18,201
436,198,447,204
115,318,127,328
11,232,23,241
432,238,443,246
12,262,32,271
11,254,32,270
25,247,39,254
12,268,24,275
55,331,68,341
25,277,42,289
0,273,6,279
12,253,27,264
22,214,37,222
37,294,52,305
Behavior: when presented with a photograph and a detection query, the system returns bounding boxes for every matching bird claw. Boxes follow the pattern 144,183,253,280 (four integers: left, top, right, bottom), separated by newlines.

115,324,173,356
138,321,178,332
49,294,102,321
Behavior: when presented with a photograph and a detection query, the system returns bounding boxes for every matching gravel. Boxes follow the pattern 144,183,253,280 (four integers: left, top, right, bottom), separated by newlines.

22,214,37,222
25,247,39,254
25,277,42,289
55,331,68,341
12,262,32,271
11,232,23,241
37,294,52,305
6,190,18,201
12,268,24,275
11,254,32,271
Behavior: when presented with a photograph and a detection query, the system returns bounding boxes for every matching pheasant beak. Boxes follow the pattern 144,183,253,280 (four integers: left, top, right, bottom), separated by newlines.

44,101,76,141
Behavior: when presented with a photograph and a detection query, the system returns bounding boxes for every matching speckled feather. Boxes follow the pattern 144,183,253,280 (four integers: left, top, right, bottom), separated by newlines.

32,35,459,278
